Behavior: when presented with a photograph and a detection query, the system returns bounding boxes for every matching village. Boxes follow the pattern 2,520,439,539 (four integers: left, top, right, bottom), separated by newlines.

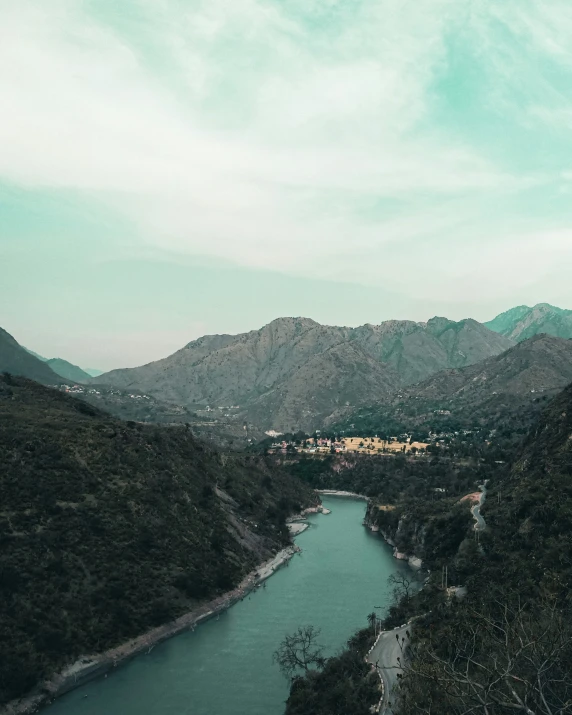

266,434,430,456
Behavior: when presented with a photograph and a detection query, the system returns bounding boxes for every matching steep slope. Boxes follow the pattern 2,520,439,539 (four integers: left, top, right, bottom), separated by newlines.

0,375,315,706
335,335,572,434
95,316,512,431
402,334,572,402
0,328,62,385
486,302,572,341
46,358,91,383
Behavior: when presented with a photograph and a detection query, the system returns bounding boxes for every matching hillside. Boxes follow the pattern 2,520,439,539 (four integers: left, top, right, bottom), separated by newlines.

94,316,512,432
486,302,572,342
24,346,101,380
0,328,62,385
394,381,572,714
0,375,315,706
45,358,91,383
335,334,572,435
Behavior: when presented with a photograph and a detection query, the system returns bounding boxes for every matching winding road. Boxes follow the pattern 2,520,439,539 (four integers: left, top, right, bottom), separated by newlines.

367,623,410,714
471,481,488,532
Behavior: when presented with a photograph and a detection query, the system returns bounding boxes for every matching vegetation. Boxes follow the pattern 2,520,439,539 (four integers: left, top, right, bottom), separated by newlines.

283,628,380,715
0,375,315,706
282,381,572,714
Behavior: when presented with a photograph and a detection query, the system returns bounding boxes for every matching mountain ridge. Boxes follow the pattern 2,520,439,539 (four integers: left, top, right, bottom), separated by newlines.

94,315,513,431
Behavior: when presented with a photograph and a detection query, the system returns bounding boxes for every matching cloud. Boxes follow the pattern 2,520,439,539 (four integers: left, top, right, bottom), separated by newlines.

1,0,572,305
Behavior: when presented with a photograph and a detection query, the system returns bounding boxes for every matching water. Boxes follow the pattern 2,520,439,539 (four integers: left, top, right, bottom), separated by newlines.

46,496,408,715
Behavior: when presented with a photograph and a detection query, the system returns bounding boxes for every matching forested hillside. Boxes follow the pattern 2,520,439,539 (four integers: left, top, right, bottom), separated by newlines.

286,381,572,714
0,375,315,706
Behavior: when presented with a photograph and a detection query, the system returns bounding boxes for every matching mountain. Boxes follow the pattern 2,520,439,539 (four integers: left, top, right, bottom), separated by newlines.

0,375,315,707
335,334,572,435
485,302,572,342
24,346,102,381
95,316,512,432
0,328,62,384
83,368,104,378
45,358,91,383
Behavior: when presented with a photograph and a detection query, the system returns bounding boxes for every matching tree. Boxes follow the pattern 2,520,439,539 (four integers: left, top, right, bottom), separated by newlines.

388,571,416,603
367,612,378,634
398,598,572,715
274,625,326,680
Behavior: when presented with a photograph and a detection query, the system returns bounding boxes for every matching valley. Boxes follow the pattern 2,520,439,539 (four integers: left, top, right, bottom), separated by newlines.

1,304,572,715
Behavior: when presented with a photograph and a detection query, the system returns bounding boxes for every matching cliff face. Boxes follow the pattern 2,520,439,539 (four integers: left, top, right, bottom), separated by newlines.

365,498,474,571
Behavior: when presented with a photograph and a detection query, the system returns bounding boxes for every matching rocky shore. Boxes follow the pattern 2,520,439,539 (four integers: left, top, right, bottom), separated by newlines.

0,544,301,715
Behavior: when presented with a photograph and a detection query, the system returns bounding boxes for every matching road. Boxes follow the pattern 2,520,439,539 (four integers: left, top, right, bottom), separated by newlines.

367,623,410,714
471,481,488,532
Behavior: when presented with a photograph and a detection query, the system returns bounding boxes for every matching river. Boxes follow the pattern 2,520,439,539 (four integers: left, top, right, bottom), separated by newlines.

46,496,409,715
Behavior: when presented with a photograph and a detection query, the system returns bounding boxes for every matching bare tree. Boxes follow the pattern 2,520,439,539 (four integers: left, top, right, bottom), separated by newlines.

388,571,417,602
396,597,572,715
273,625,326,680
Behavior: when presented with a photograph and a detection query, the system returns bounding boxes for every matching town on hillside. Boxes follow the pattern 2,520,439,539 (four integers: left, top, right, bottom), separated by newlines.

266,434,430,455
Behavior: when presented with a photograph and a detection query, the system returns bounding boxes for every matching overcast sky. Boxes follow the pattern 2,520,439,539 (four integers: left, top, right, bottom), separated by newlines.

2,0,572,370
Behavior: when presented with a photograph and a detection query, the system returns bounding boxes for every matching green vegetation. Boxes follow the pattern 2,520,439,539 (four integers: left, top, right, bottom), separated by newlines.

283,381,572,714
0,375,315,706
283,628,379,715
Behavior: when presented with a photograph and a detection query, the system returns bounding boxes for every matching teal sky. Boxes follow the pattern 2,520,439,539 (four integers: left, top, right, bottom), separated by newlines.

2,0,572,369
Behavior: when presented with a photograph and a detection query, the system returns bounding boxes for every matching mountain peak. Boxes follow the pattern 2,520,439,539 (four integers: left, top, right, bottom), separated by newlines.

486,303,572,342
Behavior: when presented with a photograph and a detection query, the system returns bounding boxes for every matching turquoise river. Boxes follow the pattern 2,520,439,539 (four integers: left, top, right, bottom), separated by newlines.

46,496,409,715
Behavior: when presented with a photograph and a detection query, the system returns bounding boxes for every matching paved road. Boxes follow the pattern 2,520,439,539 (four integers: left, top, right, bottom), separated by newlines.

367,624,409,714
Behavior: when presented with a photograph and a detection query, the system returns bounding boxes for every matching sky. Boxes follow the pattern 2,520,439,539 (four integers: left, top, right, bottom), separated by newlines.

2,0,572,370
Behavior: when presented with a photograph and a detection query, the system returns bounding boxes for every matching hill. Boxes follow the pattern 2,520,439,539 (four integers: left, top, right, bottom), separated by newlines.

45,358,91,383
94,316,512,432
394,380,572,713
335,334,572,436
24,346,100,382
485,302,572,342
0,328,62,385
0,375,315,707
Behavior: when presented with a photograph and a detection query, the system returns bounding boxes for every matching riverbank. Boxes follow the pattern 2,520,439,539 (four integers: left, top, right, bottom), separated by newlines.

316,489,368,500
0,545,301,715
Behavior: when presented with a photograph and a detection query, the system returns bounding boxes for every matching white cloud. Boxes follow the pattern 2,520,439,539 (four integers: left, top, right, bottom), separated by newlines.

0,0,570,305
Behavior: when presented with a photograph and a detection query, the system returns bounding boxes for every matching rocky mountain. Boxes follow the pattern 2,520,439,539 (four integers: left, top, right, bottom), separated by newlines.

95,316,512,432
0,375,315,707
485,302,572,342
45,358,91,383
0,328,62,385
335,334,572,435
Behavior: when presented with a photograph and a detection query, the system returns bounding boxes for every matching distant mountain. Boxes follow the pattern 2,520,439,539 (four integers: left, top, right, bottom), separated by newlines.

95,316,513,431
0,328,62,384
83,368,104,378
23,346,102,381
45,358,91,383
485,303,572,342
335,334,572,435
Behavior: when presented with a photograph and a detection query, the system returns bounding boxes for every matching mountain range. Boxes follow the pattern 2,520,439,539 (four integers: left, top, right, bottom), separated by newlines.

94,316,513,431
4,302,572,434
